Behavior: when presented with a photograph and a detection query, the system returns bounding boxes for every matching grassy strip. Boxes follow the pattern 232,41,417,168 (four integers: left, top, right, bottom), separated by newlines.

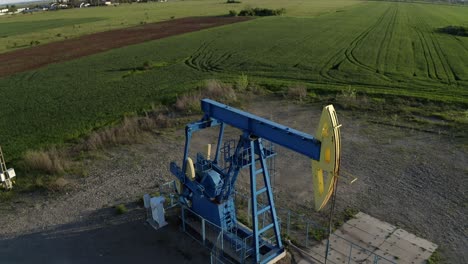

0,80,240,197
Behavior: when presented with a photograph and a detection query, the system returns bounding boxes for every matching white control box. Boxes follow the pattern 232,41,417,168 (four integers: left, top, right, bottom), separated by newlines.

150,196,168,228
7,168,15,178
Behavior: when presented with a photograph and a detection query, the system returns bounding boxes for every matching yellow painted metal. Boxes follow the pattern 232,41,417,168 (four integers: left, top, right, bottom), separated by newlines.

186,157,196,181
175,179,183,194
312,105,341,211
176,157,196,194
316,168,324,195
206,144,212,160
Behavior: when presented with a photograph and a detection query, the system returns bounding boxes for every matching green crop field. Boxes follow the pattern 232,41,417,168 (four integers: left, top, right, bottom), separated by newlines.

0,0,361,54
0,1,467,162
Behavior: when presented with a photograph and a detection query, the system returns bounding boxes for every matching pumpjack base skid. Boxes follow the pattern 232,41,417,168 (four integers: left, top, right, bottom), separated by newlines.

181,205,285,264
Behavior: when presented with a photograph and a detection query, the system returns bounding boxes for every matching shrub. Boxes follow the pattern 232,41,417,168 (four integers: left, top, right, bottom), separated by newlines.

235,73,249,91
30,40,40,46
142,60,152,70
24,148,70,174
287,85,307,101
84,116,142,150
226,0,241,3
228,10,238,17
275,8,286,15
175,79,237,113
204,79,236,100
428,249,441,264
335,86,357,109
115,204,128,214
174,93,201,113
238,7,285,17
310,228,326,241
437,26,468,37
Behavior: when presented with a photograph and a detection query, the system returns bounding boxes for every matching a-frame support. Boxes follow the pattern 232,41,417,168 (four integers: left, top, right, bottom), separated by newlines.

248,136,283,263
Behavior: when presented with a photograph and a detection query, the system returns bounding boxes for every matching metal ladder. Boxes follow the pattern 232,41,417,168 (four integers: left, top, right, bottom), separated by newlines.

0,146,6,175
248,137,282,263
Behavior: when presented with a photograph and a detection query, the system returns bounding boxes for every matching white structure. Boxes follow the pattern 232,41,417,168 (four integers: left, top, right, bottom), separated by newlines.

0,168,16,190
143,194,168,229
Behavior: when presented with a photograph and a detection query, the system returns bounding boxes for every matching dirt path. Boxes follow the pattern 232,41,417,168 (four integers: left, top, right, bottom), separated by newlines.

0,98,466,263
0,16,250,78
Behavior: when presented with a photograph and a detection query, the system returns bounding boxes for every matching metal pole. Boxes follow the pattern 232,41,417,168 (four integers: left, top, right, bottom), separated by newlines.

348,243,353,264
202,218,206,245
181,127,192,184
182,207,186,232
248,197,251,226
214,123,225,164
325,177,340,264
249,138,260,263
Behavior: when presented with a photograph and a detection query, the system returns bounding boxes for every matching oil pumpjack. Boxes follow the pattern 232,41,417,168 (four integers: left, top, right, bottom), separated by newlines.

166,99,341,263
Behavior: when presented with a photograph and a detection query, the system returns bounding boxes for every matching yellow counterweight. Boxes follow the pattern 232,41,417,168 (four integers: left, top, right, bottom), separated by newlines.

312,105,341,211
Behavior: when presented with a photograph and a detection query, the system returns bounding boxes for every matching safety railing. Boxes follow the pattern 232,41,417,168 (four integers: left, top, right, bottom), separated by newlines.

233,191,395,264
235,191,324,248
159,176,393,264
157,180,179,210
181,206,258,264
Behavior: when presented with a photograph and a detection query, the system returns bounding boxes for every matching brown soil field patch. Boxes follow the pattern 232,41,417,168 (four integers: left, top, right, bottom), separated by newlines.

0,16,250,78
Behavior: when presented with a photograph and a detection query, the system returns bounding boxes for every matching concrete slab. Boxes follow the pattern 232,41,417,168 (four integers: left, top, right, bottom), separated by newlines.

298,212,437,264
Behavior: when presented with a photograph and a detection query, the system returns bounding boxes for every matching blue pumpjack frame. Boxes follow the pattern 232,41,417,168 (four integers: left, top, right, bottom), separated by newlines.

171,99,323,263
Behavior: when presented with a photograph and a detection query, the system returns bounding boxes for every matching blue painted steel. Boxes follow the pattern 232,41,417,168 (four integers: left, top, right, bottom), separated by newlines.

214,123,225,165
200,170,224,198
247,137,284,263
256,138,282,249
201,99,321,160
172,99,321,263
181,118,222,176
249,140,260,263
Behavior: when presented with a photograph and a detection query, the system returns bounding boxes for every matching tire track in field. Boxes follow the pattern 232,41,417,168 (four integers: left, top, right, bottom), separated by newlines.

184,41,235,73
453,37,468,53
414,28,435,79
25,70,39,81
318,47,347,83
415,18,457,84
376,5,399,74
413,15,445,81
342,6,396,79
319,5,394,83
430,34,458,83
427,25,460,84
419,21,452,83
